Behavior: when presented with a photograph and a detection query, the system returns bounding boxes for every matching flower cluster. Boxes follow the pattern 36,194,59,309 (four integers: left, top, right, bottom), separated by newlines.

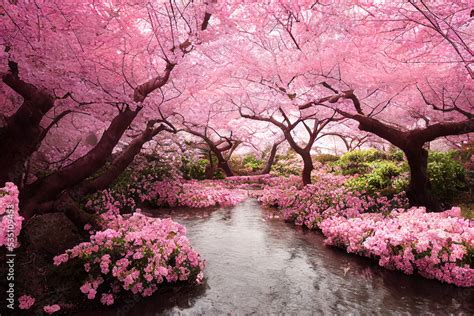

43,304,61,314
320,207,473,287
140,179,249,209
18,295,35,310
53,213,205,305
87,179,249,220
257,173,408,228
85,189,138,222
0,182,23,250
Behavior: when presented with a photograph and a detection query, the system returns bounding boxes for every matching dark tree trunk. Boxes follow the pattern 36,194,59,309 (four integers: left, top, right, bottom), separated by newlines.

218,159,234,177
78,123,168,195
213,141,236,177
404,147,441,211
355,115,443,210
205,164,217,179
21,107,139,218
204,151,216,179
260,143,279,174
0,62,55,186
186,130,235,178
301,153,314,185
282,128,317,186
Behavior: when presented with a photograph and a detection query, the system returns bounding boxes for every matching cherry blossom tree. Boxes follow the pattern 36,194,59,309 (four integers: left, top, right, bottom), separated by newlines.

237,100,339,184
1,0,216,218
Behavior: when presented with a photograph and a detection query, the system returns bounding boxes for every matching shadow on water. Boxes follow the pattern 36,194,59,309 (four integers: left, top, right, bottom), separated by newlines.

80,199,474,315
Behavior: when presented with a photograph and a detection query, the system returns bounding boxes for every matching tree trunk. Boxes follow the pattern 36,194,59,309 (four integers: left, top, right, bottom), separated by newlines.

404,147,441,211
209,143,234,177
30,192,99,230
21,107,139,218
260,143,279,174
78,124,168,195
205,151,216,179
301,153,313,185
205,164,217,179
0,62,55,186
218,159,234,177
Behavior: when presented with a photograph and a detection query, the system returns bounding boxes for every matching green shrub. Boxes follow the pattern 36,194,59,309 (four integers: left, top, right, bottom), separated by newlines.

388,149,405,162
340,148,388,163
229,154,265,174
313,153,339,164
345,160,407,195
242,154,264,171
111,169,134,191
427,151,465,202
335,149,389,175
214,169,226,179
181,157,208,180
333,149,466,202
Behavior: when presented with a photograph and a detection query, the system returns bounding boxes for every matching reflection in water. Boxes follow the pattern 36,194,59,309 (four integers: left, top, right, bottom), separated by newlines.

82,199,474,315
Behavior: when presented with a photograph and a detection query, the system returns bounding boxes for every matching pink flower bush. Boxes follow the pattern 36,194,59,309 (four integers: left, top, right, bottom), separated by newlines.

140,179,247,209
321,207,474,287
100,293,114,306
18,295,35,310
87,178,249,219
54,212,205,305
257,173,408,228
85,189,137,221
0,182,23,250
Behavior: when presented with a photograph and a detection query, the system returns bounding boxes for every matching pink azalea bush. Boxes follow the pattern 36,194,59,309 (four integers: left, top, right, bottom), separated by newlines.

0,182,23,250
320,207,474,287
139,179,248,208
257,173,408,228
53,212,205,305
86,178,248,219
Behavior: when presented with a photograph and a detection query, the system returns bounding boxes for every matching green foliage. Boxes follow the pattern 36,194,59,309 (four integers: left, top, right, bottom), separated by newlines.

214,169,226,179
181,157,208,180
342,148,389,163
313,153,339,164
242,154,264,171
229,154,265,174
336,149,467,203
388,149,405,162
335,149,389,175
138,154,172,181
427,151,465,202
110,169,134,192
345,160,408,195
